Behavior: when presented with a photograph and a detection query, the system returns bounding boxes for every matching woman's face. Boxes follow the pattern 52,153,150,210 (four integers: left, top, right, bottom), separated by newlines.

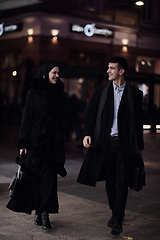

48,67,59,84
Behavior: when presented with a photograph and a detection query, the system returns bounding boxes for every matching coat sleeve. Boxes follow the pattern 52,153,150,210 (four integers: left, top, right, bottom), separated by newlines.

17,89,35,149
134,89,144,150
59,92,69,139
84,87,102,138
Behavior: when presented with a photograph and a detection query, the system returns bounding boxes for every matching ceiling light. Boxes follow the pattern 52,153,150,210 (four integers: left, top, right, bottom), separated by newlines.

135,1,144,6
122,39,129,45
51,29,59,36
12,71,17,77
78,78,84,84
141,60,145,65
27,28,33,35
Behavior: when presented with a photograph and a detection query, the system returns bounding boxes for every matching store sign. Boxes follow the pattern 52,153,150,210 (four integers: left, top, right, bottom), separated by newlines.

71,23,114,38
0,23,23,36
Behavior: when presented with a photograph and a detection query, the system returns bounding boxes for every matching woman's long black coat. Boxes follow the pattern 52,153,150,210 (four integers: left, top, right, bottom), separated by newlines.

77,81,144,189
17,77,67,176
7,77,67,214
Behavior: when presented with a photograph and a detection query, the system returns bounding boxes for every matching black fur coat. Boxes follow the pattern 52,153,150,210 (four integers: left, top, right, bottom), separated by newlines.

17,76,67,178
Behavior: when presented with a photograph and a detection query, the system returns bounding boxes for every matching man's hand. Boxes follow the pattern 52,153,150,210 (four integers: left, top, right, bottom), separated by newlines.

83,136,91,148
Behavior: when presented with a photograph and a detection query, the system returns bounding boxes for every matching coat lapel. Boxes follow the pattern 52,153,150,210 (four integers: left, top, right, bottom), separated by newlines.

118,83,128,112
92,81,112,148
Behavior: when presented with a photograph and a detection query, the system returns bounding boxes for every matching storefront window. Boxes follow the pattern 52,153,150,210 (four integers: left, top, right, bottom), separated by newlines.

138,83,149,124
138,60,155,73
62,77,96,140
63,77,96,100
136,57,160,131
0,51,21,125
154,83,160,124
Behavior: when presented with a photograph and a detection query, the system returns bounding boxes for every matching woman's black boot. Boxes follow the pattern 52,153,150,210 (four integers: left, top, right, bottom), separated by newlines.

42,211,51,229
34,213,42,226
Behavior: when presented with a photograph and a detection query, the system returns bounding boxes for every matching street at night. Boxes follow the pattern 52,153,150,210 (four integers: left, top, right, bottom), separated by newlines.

0,132,159,240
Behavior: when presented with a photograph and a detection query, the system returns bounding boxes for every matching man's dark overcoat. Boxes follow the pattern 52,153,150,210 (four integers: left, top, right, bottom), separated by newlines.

7,67,67,214
77,81,144,189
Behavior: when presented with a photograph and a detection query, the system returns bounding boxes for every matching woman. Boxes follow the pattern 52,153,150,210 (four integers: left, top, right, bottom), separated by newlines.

7,62,68,229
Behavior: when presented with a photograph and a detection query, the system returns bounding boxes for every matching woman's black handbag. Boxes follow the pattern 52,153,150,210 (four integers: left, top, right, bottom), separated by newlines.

8,165,22,198
133,165,146,191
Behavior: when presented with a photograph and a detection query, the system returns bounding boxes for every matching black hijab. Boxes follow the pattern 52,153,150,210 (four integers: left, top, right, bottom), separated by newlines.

38,62,64,93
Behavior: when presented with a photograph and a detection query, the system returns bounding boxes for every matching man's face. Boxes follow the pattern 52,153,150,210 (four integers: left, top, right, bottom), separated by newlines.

107,62,119,81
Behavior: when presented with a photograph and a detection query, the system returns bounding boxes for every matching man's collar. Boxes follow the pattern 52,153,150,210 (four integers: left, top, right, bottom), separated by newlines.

113,81,126,91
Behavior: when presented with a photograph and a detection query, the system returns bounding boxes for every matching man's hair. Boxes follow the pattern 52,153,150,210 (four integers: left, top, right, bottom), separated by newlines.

109,57,128,72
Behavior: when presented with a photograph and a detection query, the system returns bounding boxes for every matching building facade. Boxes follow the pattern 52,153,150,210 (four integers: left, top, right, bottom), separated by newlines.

0,0,160,137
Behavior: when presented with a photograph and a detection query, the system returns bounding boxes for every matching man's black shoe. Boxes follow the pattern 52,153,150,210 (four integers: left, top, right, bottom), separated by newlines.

42,211,51,229
111,221,123,235
107,215,116,228
34,214,42,226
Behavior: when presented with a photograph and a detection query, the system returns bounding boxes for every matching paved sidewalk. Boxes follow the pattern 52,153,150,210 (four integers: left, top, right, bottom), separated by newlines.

0,132,160,240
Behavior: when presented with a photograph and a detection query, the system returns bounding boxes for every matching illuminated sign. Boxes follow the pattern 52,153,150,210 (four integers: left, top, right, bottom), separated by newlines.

0,23,23,36
71,23,114,38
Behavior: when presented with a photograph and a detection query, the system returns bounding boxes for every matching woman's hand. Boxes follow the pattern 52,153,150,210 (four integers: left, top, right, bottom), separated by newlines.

20,149,27,155
83,136,91,148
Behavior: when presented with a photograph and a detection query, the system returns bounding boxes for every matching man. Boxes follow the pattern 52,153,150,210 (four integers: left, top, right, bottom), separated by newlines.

77,57,144,235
